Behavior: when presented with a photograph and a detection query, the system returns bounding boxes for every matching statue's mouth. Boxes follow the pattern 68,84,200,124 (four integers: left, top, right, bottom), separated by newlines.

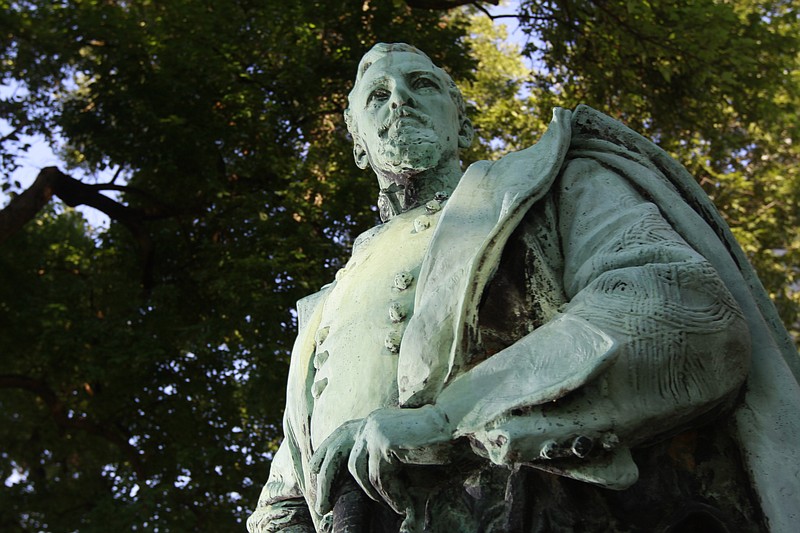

394,116,422,126
380,109,432,137
389,117,425,134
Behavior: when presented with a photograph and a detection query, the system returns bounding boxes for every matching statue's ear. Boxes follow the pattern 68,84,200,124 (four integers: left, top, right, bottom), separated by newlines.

353,142,369,169
458,118,474,149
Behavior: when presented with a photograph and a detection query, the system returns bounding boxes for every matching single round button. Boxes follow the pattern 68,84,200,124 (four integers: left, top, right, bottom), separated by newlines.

394,271,413,291
389,302,406,323
311,377,328,399
414,215,431,233
425,199,442,214
313,350,329,370
384,331,402,353
315,326,330,347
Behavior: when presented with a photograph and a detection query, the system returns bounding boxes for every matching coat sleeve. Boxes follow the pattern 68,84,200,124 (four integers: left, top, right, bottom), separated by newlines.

248,287,331,532
246,435,314,533
434,156,751,488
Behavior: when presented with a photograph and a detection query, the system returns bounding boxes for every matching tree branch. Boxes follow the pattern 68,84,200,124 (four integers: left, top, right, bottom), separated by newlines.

405,0,498,10
0,167,158,288
0,374,147,479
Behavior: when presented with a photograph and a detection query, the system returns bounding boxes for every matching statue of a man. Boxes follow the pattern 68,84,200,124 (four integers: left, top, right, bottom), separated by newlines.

248,43,800,533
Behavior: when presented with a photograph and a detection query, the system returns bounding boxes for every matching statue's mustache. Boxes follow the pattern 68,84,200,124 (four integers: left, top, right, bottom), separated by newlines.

379,108,433,136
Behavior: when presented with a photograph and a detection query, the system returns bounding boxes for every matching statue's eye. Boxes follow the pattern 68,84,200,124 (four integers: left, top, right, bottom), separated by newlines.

413,77,439,90
367,88,390,104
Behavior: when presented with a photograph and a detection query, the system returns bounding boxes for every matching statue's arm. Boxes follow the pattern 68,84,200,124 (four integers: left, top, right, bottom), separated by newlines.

249,287,332,530
247,437,314,533
310,155,751,504
432,156,750,487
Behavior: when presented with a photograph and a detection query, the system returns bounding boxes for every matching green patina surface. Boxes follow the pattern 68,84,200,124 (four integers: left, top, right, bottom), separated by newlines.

247,44,800,533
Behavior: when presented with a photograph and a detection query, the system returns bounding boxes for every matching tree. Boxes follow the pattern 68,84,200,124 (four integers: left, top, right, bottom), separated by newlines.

458,11,548,163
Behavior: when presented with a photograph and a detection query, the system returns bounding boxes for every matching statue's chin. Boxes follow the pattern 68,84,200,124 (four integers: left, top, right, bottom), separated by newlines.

375,130,442,177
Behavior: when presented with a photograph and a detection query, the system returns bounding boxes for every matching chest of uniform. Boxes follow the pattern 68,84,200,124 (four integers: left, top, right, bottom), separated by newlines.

308,206,443,447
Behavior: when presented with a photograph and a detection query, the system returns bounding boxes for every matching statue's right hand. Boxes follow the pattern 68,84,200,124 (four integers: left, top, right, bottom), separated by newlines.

309,418,363,516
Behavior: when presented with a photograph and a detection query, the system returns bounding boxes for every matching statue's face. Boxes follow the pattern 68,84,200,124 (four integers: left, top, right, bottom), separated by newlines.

349,51,462,177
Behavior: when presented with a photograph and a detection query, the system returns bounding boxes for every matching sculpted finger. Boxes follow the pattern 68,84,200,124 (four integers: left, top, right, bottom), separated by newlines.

314,449,338,515
370,453,408,515
348,440,382,503
310,419,363,515
309,446,326,477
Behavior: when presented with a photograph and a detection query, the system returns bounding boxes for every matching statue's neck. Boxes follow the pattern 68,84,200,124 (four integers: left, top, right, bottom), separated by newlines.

375,163,462,222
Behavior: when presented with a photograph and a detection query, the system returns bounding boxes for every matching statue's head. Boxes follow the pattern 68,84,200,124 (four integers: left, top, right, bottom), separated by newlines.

344,43,473,180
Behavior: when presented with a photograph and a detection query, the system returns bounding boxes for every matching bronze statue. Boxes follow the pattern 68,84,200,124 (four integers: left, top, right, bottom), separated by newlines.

248,43,800,533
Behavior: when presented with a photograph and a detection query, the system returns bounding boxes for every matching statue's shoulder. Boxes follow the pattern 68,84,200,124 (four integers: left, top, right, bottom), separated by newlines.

568,104,672,163
296,286,331,333
294,221,390,331
352,223,385,254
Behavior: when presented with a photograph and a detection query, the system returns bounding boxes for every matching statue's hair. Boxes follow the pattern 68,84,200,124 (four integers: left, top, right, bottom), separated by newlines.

343,43,468,142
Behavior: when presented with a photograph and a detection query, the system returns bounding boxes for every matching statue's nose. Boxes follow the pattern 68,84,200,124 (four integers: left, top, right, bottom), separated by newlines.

390,85,414,109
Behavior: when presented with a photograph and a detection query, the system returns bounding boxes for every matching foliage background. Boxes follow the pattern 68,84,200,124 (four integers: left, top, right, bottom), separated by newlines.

0,1,797,530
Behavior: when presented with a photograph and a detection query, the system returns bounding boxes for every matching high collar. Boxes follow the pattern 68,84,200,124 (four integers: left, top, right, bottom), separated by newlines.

377,185,450,222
